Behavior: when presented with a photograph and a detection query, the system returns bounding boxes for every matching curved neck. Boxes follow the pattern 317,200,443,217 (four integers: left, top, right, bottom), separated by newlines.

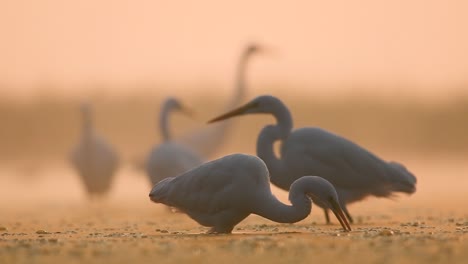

181,49,254,158
256,103,293,188
253,190,311,223
270,100,293,138
159,103,173,142
257,126,284,183
81,111,93,140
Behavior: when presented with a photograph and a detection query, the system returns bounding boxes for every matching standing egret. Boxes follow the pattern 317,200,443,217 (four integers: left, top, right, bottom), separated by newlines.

178,43,263,157
145,98,203,186
70,103,119,199
149,154,351,233
208,95,417,224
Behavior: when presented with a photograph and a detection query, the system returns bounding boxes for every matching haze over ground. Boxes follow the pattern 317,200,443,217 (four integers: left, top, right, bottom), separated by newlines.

1,1,468,98
0,3,467,264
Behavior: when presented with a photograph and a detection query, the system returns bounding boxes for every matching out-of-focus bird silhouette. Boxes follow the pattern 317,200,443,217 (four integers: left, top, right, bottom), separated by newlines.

70,103,119,200
149,153,351,233
208,95,417,224
145,98,203,186
177,43,263,158
134,43,264,178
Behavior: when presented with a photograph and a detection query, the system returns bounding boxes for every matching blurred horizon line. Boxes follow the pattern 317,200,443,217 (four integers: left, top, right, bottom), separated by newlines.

2,80,468,103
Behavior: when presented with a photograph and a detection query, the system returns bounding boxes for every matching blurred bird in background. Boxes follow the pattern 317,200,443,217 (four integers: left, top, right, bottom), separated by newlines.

70,103,120,200
145,97,203,187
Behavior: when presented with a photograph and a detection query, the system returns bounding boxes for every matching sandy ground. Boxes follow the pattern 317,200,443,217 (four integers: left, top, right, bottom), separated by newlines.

0,95,467,263
0,156,467,264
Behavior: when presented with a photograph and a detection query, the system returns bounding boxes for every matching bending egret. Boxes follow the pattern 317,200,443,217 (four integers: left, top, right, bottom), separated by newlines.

70,103,119,199
208,95,417,223
149,154,351,233
146,98,203,186
178,43,262,157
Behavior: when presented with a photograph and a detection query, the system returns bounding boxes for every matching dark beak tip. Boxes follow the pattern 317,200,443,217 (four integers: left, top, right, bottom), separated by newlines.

330,204,352,232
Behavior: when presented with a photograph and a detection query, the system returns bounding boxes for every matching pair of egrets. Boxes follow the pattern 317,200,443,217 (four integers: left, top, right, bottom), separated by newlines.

149,95,417,233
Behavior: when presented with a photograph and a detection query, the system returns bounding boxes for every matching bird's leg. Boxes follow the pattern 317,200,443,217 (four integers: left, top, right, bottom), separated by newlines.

342,205,354,224
323,208,331,224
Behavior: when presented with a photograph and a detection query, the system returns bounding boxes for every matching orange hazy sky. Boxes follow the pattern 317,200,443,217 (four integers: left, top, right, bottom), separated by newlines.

1,0,468,95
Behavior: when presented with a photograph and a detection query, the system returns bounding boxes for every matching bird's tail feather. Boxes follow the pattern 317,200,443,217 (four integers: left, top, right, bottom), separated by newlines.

149,177,175,204
387,162,417,194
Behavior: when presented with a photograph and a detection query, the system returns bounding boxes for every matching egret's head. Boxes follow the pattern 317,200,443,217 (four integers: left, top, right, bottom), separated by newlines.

244,42,275,58
292,176,352,232
305,177,341,210
163,97,193,117
208,95,283,123
245,43,261,56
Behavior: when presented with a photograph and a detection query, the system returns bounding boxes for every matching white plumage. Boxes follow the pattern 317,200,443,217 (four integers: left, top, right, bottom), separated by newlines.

177,43,262,158
149,154,351,233
209,95,417,224
145,98,203,186
145,43,263,186
70,103,119,199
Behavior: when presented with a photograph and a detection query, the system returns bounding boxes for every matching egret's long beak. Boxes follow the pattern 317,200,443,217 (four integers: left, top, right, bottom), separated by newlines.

207,102,256,124
258,46,276,57
180,106,195,118
330,199,352,232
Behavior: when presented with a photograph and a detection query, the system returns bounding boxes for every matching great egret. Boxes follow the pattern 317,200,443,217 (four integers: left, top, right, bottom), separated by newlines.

208,95,417,223
145,98,203,186
149,153,351,233
178,43,263,157
70,103,120,199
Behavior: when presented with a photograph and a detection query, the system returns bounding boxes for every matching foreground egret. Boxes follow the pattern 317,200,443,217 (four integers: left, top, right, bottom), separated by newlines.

178,43,262,157
145,98,203,186
70,103,119,199
149,154,351,233
208,95,417,223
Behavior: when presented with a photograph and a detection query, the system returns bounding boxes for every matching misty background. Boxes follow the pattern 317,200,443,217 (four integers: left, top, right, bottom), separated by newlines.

0,1,467,211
